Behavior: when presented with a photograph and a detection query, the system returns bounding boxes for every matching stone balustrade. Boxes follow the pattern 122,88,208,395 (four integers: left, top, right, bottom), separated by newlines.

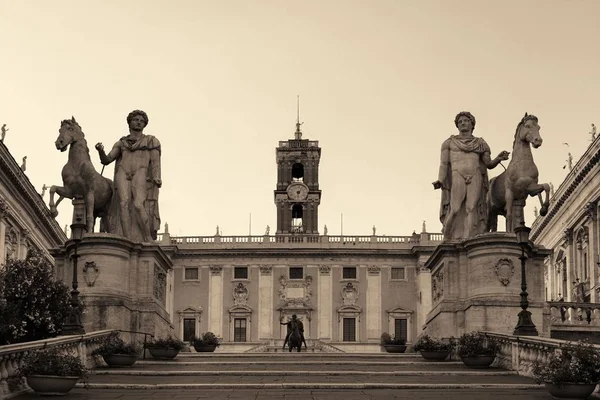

159,233,443,248
546,301,600,326
0,330,115,398
482,331,600,377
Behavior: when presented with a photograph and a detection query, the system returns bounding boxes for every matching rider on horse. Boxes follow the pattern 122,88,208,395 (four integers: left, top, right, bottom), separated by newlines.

280,314,307,350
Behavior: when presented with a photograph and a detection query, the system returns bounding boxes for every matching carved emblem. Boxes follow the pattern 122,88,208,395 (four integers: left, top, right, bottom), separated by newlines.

494,258,514,286
278,274,313,307
319,265,331,274
209,265,223,275
259,265,272,275
432,268,444,302
82,261,99,287
367,265,380,275
341,282,359,306
233,282,249,306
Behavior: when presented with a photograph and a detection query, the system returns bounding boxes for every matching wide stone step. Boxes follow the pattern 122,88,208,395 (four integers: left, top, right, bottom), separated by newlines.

116,361,478,372
85,372,535,385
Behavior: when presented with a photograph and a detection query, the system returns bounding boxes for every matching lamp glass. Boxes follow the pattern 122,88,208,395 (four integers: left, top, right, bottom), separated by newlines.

514,225,531,246
70,223,86,241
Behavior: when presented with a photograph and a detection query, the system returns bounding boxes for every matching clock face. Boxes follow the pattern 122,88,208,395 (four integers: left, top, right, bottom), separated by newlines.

287,183,309,201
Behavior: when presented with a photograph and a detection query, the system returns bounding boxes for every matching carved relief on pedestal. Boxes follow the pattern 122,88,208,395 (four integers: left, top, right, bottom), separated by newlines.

432,268,444,302
153,265,167,305
209,265,223,275
233,282,249,306
83,261,99,287
494,258,515,286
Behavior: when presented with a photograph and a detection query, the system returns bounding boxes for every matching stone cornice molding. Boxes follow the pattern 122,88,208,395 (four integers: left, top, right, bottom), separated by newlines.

0,142,66,245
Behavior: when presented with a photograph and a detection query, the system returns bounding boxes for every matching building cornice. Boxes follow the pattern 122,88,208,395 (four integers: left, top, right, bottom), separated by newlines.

0,141,66,246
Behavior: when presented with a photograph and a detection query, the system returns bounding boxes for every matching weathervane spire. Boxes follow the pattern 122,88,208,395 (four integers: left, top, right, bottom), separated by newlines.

295,95,303,140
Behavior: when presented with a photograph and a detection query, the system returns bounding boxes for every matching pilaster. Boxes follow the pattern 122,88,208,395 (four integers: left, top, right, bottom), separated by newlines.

258,265,273,339
318,265,332,339
209,265,224,338
366,265,382,341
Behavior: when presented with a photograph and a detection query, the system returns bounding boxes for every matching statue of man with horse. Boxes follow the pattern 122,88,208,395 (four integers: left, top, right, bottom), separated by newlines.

487,113,550,232
280,314,307,352
433,111,510,240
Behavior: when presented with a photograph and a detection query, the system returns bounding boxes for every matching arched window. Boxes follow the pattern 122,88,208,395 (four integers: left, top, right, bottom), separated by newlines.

291,205,303,233
292,163,304,182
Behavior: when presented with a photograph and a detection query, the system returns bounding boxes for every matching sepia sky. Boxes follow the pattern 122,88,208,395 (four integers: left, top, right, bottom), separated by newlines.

1,0,599,237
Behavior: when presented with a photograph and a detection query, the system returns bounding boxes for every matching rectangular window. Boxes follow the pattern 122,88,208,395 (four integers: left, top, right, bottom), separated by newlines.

184,267,199,280
394,318,408,342
183,318,196,341
343,318,356,342
234,266,248,280
289,267,304,280
391,267,406,280
234,318,247,342
343,267,357,280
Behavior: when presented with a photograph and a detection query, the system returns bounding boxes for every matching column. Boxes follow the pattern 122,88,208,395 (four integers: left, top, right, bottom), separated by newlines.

258,265,273,339
209,266,223,338
366,266,382,341
588,202,598,302
318,265,332,339
565,229,574,301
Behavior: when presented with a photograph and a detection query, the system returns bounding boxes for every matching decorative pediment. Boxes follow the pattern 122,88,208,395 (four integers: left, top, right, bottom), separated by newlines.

386,306,414,322
336,304,362,322
177,306,203,322
228,303,253,322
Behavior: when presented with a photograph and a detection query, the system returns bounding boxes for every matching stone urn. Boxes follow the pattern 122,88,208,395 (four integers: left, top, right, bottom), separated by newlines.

460,355,496,368
419,350,450,361
26,375,79,395
148,347,180,360
382,344,407,353
544,382,598,399
102,354,137,367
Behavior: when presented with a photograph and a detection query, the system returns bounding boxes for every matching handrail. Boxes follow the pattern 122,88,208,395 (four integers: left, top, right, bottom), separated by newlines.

117,329,155,360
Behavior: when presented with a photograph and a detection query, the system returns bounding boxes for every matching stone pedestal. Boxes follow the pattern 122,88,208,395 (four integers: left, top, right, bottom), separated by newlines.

51,234,174,339
423,233,551,338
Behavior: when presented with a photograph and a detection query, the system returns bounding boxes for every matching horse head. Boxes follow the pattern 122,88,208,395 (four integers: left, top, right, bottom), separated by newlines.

514,113,542,149
56,116,84,152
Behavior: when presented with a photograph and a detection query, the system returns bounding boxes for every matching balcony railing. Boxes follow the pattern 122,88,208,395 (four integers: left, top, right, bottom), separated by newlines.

546,301,600,326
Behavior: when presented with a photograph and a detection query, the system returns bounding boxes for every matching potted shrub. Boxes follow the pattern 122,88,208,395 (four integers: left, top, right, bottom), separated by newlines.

92,333,141,367
190,332,220,352
457,332,500,367
146,336,185,360
380,332,407,353
17,347,87,395
532,341,600,399
412,334,453,361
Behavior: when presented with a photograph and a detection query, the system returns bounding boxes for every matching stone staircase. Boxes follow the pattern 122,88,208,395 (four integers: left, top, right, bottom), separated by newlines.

13,352,558,399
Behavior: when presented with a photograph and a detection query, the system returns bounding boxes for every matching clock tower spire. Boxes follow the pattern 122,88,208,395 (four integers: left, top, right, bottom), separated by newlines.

274,105,322,234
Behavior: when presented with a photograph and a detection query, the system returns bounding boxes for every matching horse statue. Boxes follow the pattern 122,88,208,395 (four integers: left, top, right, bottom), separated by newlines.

288,319,302,353
487,113,550,233
49,117,114,233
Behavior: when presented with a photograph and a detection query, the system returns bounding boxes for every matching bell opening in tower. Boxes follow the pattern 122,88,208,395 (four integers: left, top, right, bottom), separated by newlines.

291,204,304,233
292,163,304,182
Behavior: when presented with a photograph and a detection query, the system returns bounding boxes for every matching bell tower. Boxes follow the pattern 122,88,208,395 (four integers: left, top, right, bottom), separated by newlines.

274,103,322,234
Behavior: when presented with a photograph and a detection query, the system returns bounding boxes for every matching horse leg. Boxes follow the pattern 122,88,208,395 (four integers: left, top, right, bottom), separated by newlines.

85,189,95,233
505,188,514,233
49,185,73,218
536,183,550,216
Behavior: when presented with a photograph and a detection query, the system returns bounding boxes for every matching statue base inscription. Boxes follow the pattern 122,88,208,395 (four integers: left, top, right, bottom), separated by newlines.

51,234,174,338
423,233,551,338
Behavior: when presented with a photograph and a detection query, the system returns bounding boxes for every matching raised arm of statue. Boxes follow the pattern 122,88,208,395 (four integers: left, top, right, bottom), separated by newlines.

95,142,121,165
481,149,510,169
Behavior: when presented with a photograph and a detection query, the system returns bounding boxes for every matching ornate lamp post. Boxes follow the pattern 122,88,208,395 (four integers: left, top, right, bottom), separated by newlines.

513,225,538,336
61,199,87,335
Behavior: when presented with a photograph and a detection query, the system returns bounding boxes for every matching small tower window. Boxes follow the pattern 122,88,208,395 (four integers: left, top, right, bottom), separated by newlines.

291,204,303,233
292,163,304,182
